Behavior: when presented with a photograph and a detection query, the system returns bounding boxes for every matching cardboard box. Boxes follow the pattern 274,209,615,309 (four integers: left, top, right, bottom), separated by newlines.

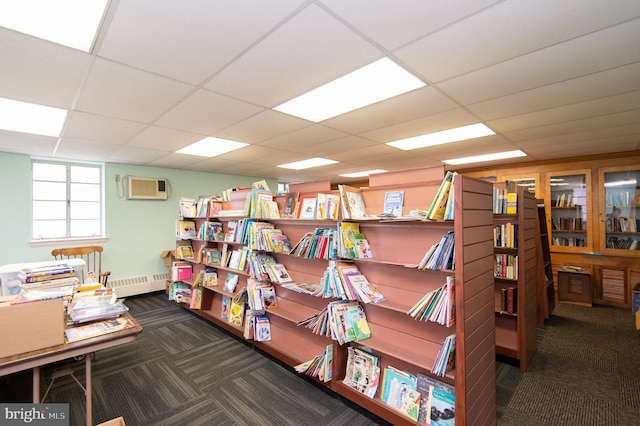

0,298,65,358
97,416,126,426
160,250,176,267
632,283,640,314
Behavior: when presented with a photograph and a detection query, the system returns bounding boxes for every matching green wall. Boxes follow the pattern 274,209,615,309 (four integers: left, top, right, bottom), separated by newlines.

0,152,277,280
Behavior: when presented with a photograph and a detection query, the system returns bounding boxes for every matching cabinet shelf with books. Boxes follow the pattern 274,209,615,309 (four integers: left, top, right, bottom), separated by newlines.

548,171,590,252
172,167,496,425
600,167,640,254
492,185,537,372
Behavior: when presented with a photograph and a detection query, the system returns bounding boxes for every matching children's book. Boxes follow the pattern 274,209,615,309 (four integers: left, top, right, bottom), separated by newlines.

254,315,271,342
221,295,231,319
228,299,245,326
223,272,239,292
190,287,203,309
298,195,317,219
383,191,404,216
269,263,292,283
428,386,456,425
339,184,368,219
175,220,196,239
283,192,299,218
261,285,278,309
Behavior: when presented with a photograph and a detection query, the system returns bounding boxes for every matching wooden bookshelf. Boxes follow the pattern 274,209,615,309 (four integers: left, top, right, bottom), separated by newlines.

492,185,538,372
173,167,496,425
535,200,555,324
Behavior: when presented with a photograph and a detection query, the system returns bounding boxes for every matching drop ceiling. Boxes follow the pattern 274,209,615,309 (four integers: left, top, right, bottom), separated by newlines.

1,0,639,184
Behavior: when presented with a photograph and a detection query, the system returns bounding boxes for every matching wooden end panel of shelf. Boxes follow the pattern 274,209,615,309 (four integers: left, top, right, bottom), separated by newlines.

288,179,331,194
367,165,445,188
456,175,496,425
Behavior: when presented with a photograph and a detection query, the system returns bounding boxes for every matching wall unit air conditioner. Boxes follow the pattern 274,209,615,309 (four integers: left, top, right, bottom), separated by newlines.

126,176,168,200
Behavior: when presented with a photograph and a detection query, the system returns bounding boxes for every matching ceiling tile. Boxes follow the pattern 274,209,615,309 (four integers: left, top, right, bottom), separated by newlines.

437,19,640,105
55,138,123,161
126,126,204,151
320,0,501,51
75,58,194,123
64,111,146,144
204,3,382,107
258,124,348,152
468,62,640,121
107,145,170,164
395,0,640,82
489,90,640,133
504,109,640,142
0,130,56,156
98,0,307,84
155,89,264,135
0,28,91,108
359,108,481,142
215,110,311,143
324,86,458,135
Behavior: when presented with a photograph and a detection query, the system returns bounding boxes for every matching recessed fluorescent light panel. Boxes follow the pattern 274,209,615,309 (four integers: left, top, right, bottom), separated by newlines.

0,97,67,137
176,137,248,157
340,169,387,178
273,57,426,122
386,123,495,151
277,157,338,170
442,150,526,165
0,0,108,52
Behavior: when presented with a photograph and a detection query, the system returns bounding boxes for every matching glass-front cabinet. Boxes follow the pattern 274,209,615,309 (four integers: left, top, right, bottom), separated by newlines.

601,167,640,253
548,171,590,251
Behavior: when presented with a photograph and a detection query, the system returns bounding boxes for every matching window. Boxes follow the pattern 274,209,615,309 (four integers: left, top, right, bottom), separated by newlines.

31,160,104,240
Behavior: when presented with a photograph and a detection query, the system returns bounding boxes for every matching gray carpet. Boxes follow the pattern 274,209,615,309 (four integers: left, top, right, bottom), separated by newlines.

40,293,640,425
498,302,640,425
44,293,390,425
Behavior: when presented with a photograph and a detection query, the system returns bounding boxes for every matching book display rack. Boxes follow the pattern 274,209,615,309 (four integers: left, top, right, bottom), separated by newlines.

493,185,537,372
172,166,496,425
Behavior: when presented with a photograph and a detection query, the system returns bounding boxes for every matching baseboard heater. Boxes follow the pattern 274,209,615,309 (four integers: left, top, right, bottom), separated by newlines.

109,273,168,297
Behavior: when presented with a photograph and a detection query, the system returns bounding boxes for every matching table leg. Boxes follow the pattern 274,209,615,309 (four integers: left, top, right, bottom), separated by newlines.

85,354,92,426
32,366,40,403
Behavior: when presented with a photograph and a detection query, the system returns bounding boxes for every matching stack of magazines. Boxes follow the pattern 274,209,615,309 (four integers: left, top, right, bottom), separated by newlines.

67,289,128,323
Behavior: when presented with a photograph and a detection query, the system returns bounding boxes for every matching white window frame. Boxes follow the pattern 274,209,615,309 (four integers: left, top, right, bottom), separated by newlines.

30,159,106,245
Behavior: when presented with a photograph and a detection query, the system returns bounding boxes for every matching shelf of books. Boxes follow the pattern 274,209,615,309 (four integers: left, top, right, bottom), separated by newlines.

492,184,538,372
170,167,496,425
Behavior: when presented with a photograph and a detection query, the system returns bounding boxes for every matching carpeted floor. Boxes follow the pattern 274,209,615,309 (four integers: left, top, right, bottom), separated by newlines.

498,302,640,425
28,293,640,425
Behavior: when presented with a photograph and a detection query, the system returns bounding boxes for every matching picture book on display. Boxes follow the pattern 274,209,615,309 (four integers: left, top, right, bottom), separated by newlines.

428,386,456,425
298,195,317,219
269,263,292,283
339,184,368,219
221,295,231,319
415,373,455,425
383,191,404,216
283,192,299,218
380,366,420,421
223,272,239,292
228,299,245,326
176,220,196,239
254,315,271,342
427,171,456,220
178,197,197,217
342,346,380,398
